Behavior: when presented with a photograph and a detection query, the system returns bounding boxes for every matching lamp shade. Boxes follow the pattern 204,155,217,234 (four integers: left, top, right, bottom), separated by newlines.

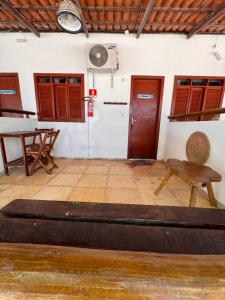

57,0,82,34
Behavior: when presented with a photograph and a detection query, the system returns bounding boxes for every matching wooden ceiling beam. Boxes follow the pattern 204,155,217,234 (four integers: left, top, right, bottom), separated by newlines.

0,6,214,13
187,0,225,39
2,20,225,28
0,0,40,37
74,0,89,38
136,0,156,38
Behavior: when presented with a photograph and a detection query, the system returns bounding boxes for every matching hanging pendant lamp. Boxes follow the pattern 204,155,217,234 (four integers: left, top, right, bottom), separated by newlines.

57,0,82,34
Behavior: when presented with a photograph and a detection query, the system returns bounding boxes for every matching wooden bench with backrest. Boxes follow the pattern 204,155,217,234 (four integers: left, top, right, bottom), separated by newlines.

154,132,222,207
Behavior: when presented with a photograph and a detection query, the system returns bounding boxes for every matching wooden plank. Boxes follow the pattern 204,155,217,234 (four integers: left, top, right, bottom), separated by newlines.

0,0,40,37
169,107,225,120
0,216,225,254
187,1,225,39
2,199,225,230
136,0,155,38
0,243,225,299
0,108,35,116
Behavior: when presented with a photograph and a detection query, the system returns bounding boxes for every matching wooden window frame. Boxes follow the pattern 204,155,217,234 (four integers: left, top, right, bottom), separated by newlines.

34,73,85,123
0,73,23,117
170,75,225,121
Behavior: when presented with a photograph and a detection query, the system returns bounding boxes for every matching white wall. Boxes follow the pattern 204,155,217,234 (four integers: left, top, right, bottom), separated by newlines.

163,121,225,206
0,118,37,173
1,32,225,159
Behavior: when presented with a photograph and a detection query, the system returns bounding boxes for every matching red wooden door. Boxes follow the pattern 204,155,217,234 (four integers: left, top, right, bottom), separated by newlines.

128,76,164,159
0,74,22,117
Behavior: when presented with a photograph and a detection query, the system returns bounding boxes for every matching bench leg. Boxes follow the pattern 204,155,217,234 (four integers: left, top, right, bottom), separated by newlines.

207,183,217,207
189,186,197,207
154,171,173,195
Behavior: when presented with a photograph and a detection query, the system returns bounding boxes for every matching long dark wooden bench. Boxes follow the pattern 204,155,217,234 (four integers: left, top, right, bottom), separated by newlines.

0,199,225,255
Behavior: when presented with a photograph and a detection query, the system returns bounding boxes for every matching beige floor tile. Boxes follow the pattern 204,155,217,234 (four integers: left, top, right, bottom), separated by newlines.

0,159,213,208
69,187,106,202
109,166,133,175
32,186,73,200
86,166,109,175
106,188,141,204
139,188,186,206
0,184,11,192
108,175,137,189
18,173,55,185
62,165,87,174
134,176,163,189
77,175,107,188
54,158,71,167
0,185,43,201
0,173,24,185
48,174,83,186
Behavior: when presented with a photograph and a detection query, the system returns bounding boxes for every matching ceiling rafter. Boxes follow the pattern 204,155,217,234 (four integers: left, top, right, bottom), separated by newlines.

74,0,89,38
136,0,156,38
0,5,214,13
187,0,225,39
2,20,225,28
0,0,40,37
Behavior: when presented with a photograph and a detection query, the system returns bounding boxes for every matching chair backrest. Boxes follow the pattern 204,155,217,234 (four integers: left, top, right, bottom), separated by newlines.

34,128,54,144
42,130,60,152
186,131,210,164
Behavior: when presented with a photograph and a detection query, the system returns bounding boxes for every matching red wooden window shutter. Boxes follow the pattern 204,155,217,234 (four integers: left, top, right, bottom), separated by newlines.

34,74,84,122
202,87,222,121
67,85,84,121
37,85,54,120
54,85,68,120
187,88,204,121
173,87,190,120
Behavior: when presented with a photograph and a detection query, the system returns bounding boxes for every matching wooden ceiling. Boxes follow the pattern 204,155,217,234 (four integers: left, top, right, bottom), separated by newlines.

1,0,225,38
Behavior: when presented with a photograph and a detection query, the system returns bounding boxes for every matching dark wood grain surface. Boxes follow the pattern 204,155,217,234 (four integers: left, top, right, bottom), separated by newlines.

0,216,225,254
2,199,225,229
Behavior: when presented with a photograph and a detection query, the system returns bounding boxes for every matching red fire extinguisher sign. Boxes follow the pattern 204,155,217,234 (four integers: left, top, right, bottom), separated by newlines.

89,89,97,97
88,100,93,117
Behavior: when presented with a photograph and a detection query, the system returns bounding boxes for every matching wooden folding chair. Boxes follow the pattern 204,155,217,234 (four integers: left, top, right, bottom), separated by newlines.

26,130,60,175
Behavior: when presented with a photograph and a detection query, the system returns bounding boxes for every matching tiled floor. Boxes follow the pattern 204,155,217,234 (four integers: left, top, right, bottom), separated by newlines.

0,159,212,209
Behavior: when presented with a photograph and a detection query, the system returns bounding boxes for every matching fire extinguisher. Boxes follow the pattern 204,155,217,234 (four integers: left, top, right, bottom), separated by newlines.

88,99,94,117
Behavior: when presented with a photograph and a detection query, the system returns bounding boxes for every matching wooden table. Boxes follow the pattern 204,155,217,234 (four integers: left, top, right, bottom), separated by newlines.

0,243,224,299
0,131,41,176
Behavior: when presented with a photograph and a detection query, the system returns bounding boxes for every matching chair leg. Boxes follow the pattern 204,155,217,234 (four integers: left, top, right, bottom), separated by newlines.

207,183,217,207
38,159,52,175
29,155,40,175
47,153,59,169
189,186,197,207
154,171,173,195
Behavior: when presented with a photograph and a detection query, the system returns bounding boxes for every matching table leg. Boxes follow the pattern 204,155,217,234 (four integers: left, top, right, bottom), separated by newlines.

0,137,9,176
207,183,217,207
21,136,29,176
189,186,197,207
154,171,173,195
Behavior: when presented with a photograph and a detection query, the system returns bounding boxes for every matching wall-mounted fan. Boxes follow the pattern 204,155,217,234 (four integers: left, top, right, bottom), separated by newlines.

57,0,82,34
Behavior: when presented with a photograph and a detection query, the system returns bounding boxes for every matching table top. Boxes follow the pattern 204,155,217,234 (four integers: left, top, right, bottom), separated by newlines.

0,131,41,138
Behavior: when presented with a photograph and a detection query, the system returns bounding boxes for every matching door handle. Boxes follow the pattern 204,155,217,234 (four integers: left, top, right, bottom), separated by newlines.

131,117,136,129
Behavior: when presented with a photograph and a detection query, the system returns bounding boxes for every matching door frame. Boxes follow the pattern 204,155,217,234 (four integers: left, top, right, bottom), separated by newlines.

127,75,165,159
